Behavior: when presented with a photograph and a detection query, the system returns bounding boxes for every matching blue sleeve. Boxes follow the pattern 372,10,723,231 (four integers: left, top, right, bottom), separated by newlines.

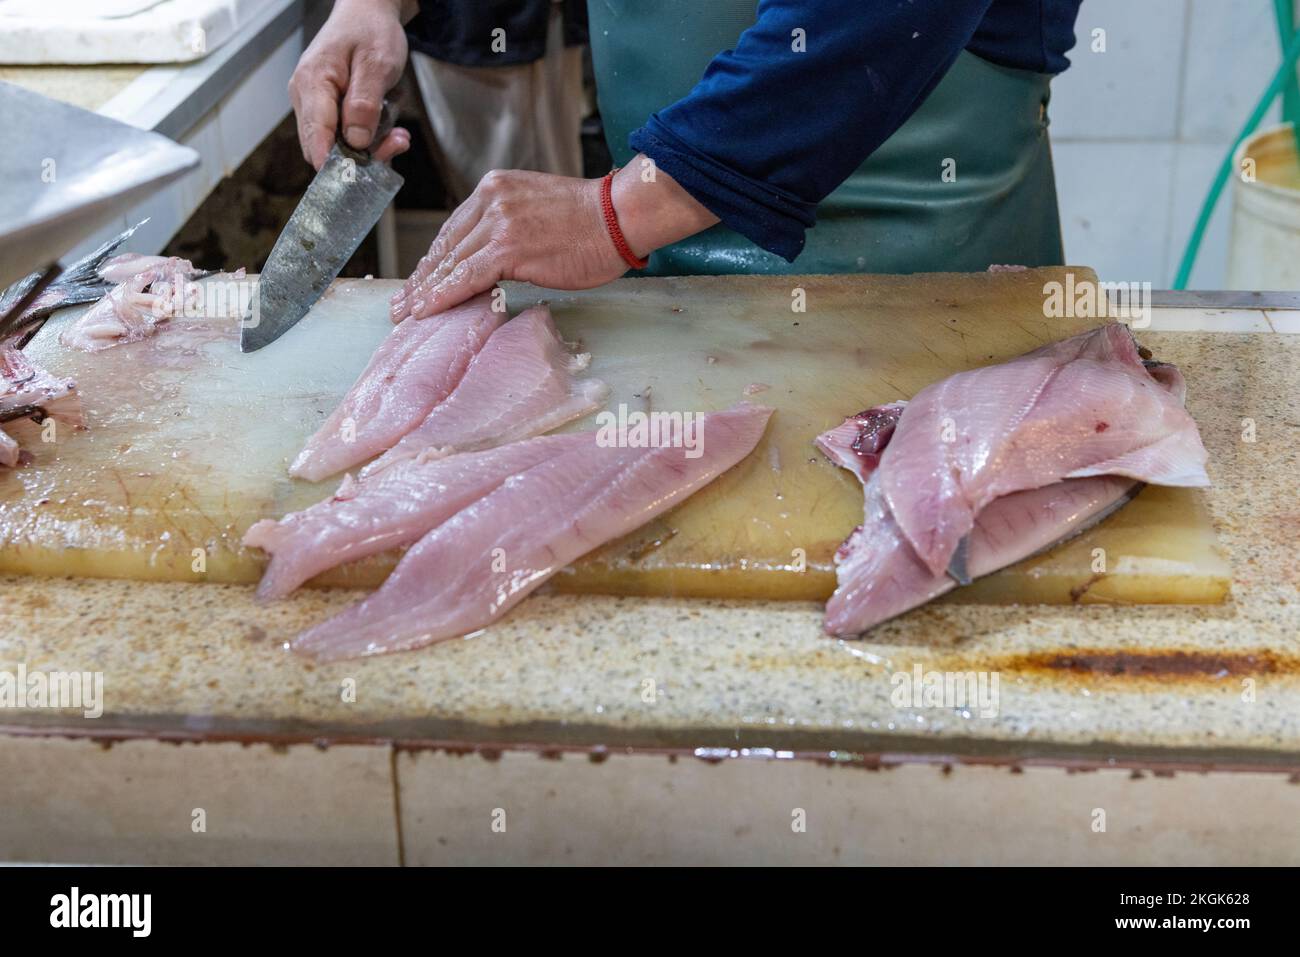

628,0,995,262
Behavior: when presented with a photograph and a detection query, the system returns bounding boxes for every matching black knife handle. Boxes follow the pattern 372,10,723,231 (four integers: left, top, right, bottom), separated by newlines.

372,99,397,150
336,99,398,163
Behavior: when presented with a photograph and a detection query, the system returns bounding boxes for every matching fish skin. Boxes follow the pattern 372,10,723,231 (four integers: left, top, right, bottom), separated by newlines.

288,291,505,482
292,403,774,661
245,431,588,599
823,462,1141,636
360,306,610,477
0,219,147,347
877,323,1209,577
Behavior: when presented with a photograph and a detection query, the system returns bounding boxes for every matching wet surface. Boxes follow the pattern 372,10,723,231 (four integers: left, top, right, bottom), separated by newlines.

0,271,1229,609
0,301,1294,764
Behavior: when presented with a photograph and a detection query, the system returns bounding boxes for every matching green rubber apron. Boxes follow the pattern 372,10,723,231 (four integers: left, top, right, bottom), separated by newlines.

587,0,1064,275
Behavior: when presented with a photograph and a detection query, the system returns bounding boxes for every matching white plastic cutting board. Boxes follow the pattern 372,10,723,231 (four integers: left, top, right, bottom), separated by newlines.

0,0,272,64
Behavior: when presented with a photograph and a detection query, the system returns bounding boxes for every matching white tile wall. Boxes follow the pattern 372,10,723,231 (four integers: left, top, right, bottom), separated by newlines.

1050,0,1188,140
1180,0,1284,141
1050,0,1298,288
1165,141,1235,287
1052,140,1176,283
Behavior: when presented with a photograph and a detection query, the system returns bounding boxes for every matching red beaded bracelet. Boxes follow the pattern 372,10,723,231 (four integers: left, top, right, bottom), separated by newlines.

600,169,649,270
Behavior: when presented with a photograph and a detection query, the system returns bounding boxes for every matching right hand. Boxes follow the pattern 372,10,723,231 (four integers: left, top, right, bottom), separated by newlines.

289,0,411,169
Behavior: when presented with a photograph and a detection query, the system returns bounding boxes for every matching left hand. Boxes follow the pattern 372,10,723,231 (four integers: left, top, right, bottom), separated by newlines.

390,170,629,321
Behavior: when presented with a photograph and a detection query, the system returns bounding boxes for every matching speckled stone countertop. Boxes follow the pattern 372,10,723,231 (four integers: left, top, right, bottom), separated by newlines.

1,328,1297,766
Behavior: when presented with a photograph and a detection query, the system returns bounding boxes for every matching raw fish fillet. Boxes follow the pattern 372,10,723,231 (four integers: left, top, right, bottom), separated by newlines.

293,403,774,661
877,323,1209,576
289,292,504,481
362,306,610,476
245,432,587,599
817,405,1142,635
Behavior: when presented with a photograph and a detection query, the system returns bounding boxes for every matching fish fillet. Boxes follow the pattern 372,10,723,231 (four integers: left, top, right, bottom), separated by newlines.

293,403,774,661
289,292,505,482
245,432,588,599
878,323,1209,576
817,405,1142,635
361,306,610,477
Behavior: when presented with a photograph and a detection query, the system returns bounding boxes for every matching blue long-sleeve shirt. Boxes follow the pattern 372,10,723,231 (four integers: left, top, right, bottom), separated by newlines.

629,0,1083,262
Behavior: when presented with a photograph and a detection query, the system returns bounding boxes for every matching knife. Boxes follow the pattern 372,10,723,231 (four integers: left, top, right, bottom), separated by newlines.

241,102,404,352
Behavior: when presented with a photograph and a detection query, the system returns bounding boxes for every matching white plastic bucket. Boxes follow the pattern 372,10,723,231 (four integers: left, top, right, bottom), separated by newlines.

1228,122,1300,290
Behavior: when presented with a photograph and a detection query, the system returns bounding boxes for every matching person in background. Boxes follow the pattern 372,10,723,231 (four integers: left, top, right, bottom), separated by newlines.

289,0,587,202
289,1,1085,322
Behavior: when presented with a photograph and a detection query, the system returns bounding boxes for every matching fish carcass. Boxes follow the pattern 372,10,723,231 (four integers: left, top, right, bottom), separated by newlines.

59,255,198,353
288,292,506,481
0,220,147,349
288,403,773,661
821,323,1210,636
0,346,83,467
360,305,610,476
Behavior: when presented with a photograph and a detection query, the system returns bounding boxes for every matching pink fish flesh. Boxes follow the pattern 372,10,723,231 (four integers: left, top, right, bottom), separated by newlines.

289,292,505,482
821,325,1211,636
0,347,84,467
0,426,18,468
0,220,149,347
245,432,588,599
361,306,610,477
59,255,200,353
293,403,774,661
877,323,1209,577
817,403,1143,635
1,347,83,426
97,253,195,285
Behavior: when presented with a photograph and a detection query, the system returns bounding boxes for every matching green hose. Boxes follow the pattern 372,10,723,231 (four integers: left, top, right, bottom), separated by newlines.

1172,24,1300,289
1275,0,1300,151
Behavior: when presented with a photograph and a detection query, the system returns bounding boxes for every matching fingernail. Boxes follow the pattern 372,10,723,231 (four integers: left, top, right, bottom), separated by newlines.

411,299,426,313
345,125,369,148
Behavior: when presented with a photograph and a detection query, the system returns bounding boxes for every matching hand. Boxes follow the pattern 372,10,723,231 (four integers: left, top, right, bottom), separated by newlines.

289,0,411,170
390,170,628,321
391,158,719,320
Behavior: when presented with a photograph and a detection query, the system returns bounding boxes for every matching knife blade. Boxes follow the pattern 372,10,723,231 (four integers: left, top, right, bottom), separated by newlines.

241,104,404,352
